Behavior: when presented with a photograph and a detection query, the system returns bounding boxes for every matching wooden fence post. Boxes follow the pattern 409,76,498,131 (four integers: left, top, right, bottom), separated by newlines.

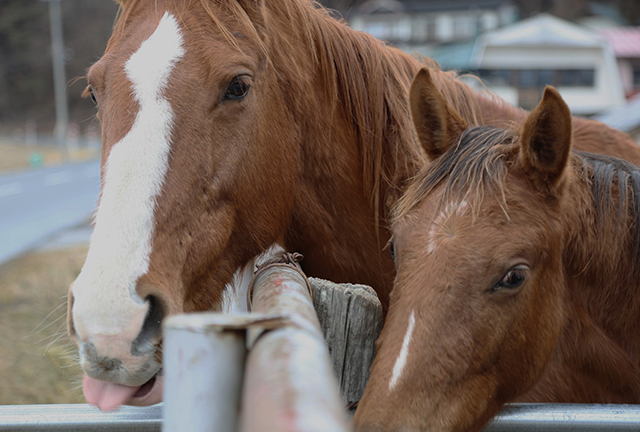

309,278,383,409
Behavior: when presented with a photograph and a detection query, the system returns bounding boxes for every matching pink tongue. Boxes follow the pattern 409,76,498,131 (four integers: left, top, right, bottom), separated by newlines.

83,375,141,412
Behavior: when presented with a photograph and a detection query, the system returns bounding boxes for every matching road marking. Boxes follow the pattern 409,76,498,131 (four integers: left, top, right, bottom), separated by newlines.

44,171,73,186
0,182,23,198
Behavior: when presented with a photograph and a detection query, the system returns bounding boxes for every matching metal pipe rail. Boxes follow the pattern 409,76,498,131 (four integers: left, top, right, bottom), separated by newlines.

0,404,161,431
2,403,640,431
162,248,350,432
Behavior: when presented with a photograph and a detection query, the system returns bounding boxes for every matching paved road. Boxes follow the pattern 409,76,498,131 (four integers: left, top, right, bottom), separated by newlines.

0,160,101,265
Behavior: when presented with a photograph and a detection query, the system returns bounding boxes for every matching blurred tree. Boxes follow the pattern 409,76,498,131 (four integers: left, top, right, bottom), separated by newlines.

0,2,50,126
0,0,117,134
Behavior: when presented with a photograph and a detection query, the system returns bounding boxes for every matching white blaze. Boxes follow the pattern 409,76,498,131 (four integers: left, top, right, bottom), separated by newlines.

389,309,416,391
72,13,185,338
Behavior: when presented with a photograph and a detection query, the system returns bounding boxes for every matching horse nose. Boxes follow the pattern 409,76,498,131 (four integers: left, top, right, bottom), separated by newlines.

132,295,164,356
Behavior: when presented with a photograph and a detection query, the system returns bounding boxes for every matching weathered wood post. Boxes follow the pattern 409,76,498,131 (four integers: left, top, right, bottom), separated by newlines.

310,279,383,409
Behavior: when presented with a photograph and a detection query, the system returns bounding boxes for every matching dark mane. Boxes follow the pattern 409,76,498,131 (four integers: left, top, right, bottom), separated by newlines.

393,126,516,220
394,126,640,259
255,0,485,212
578,151,640,259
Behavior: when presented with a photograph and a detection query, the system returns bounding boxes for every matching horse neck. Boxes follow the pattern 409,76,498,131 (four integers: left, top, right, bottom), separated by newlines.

264,0,424,205
259,1,427,303
561,155,640,361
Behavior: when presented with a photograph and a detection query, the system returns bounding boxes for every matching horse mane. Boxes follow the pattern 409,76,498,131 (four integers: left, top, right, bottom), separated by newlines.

256,1,494,218
578,151,640,259
393,126,516,221
393,126,640,261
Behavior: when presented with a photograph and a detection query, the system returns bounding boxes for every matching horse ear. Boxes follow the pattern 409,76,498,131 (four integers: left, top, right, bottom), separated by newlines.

520,86,572,190
410,68,468,161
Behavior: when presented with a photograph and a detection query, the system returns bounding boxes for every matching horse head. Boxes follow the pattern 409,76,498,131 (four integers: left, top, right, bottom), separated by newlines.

68,0,298,409
355,68,573,431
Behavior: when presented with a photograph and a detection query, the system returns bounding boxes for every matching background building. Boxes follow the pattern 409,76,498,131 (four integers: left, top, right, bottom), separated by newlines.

349,0,518,50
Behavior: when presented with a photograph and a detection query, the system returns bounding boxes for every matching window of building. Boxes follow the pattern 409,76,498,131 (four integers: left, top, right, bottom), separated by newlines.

436,14,454,42
363,22,391,40
560,69,595,87
481,12,499,32
392,18,412,42
474,69,595,89
476,69,511,86
519,70,538,88
633,67,640,88
412,17,429,43
453,15,474,40
518,70,564,88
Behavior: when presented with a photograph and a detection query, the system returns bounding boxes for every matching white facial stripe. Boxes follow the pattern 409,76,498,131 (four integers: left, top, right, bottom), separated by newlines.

221,244,286,313
72,12,185,339
426,200,469,254
389,310,416,391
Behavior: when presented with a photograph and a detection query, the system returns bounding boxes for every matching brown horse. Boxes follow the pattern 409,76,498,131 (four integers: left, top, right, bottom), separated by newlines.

68,0,640,412
354,69,640,431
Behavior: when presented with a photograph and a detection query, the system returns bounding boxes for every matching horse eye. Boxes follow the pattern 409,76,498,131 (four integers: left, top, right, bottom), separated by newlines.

389,241,395,262
224,77,250,100
88,87,98,107
494,266,528,291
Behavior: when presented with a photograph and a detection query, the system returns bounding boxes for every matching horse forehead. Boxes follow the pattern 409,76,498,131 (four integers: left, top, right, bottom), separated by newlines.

423,199,470,254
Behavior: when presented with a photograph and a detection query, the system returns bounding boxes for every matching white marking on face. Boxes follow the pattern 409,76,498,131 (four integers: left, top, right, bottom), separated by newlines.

72,13,184,345
389,309,416,391
221,244,286,313
426,199,469,254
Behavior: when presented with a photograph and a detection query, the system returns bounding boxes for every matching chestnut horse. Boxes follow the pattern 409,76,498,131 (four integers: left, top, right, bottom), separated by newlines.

68,0,640,412
355,69,640,431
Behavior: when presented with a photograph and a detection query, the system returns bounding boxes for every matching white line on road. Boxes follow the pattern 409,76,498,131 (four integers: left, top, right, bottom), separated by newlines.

0,182,23,198
44,171,73,186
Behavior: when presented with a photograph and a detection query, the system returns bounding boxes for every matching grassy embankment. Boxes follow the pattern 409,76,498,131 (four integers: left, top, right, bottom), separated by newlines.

0,245,87,404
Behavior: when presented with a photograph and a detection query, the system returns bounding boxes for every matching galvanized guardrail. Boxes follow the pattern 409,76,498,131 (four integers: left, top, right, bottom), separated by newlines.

0,404,161,431
2,403,640,431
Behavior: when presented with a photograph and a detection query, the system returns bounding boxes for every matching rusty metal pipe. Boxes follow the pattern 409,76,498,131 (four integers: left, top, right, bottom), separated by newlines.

239,262,350,432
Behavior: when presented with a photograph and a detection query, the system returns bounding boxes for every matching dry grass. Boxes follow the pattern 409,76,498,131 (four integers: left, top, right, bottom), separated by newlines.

0,245,88,404
0,139,99,173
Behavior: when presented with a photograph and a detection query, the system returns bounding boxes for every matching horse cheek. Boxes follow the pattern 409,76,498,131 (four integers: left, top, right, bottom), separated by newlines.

500,275,564,401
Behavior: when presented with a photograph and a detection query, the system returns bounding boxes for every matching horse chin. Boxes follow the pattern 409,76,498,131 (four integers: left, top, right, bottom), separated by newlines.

127,372,164,407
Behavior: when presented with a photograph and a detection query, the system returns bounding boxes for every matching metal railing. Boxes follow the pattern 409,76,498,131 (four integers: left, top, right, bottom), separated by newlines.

2,403,640,431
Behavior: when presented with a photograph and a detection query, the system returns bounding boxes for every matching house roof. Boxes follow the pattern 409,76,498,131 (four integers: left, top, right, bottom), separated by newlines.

598,28,640,58
425,38,479,70
357,0,513,15
423,14,607,71
480,13,605,48
592,92,640,133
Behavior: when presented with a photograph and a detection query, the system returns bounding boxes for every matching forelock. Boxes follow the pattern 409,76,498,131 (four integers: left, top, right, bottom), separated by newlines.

393,126,518,222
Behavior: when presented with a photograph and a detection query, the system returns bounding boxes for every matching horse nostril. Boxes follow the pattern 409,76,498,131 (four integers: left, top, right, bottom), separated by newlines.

131,295,164,357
